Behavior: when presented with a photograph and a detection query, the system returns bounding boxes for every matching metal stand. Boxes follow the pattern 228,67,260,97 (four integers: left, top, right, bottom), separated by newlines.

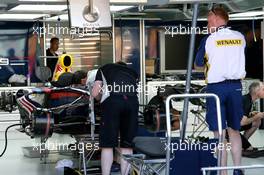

190,108,208,139
75,136,99,175
116,150,166,175
40,137,48,164
165,93,224,175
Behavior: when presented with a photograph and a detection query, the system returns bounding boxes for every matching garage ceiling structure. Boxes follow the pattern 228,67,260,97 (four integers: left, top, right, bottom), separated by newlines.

0,0,263,21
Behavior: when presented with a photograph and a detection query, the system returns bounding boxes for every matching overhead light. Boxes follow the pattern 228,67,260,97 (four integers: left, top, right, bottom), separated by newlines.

197,18,207,21
230,11,264,18
198,16,264,21
9,5,67,11
0,14,46,19
229,16,264,20
110,5,134,12
64,42,97,46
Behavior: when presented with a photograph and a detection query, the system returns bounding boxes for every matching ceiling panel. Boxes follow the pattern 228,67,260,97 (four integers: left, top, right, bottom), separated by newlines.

0,0,263,21
225,0,264,12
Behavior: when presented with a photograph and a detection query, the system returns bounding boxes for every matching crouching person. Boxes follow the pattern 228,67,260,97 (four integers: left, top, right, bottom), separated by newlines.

241,82,264,156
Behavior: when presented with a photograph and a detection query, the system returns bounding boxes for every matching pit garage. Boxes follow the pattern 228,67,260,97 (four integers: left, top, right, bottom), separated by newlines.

0,0,264,175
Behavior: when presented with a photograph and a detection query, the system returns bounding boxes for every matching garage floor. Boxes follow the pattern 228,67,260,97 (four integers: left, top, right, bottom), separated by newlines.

0,112,264,175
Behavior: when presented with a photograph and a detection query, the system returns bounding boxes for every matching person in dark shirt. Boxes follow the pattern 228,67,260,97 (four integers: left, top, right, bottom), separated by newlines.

241,82,264,154
92,61,138,175
46,37,59,79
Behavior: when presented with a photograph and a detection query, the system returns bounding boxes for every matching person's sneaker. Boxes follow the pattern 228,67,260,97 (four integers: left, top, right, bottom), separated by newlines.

233,169,244,175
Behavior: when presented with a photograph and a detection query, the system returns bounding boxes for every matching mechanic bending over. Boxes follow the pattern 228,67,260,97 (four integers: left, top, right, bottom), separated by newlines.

92,61,139,175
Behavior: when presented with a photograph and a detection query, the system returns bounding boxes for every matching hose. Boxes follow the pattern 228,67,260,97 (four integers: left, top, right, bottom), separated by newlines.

0,123,22,157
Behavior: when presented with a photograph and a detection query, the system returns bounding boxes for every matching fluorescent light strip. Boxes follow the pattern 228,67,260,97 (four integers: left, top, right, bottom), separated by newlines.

0,14,46,19
79,47,98,50
229,16,264,20
197,18,207,21
62,47,98,50
63,42,97,46
110,5,134,12
229,11,264,18
46,38,99,41
79,56,100,59
198,16,264,21
63,38,99,41
9,5,67,11
46,14,68,21
66,51,100,54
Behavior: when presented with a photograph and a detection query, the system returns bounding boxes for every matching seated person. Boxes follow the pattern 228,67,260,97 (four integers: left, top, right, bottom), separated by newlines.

241,81,264,154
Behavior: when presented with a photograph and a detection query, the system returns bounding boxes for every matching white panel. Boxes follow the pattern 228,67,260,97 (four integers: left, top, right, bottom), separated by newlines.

9,4,67,11
69,0,111,28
